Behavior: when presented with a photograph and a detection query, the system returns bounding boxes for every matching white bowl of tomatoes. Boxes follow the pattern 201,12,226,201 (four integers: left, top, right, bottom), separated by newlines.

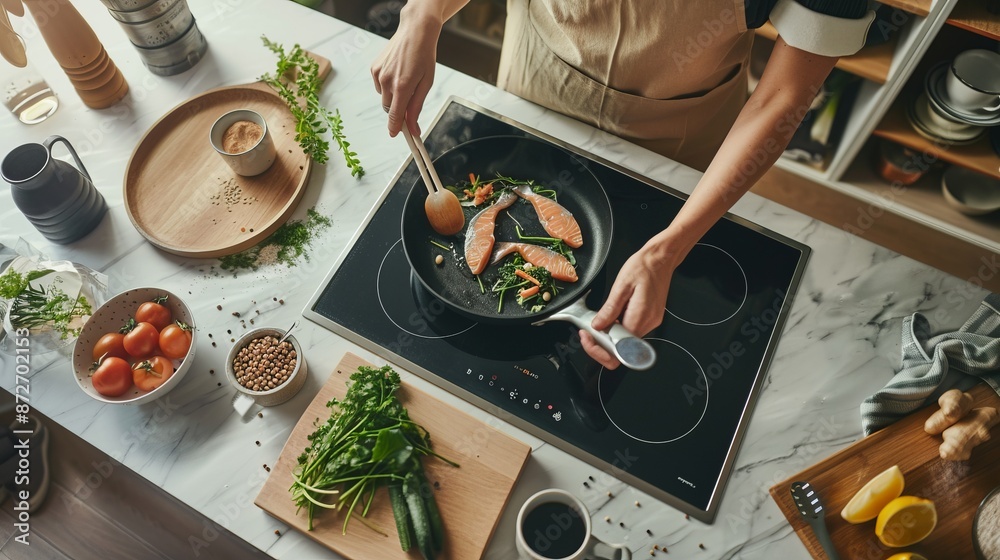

71,287,196,405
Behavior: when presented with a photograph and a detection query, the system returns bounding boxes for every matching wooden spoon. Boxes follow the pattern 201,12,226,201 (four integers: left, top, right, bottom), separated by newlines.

401,126,465,236
0,8,26,68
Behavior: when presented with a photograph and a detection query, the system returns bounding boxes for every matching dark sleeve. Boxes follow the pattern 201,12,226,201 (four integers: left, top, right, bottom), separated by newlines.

746,0,870,29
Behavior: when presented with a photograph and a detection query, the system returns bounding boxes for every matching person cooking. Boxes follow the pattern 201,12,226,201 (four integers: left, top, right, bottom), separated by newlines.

372,0,874,369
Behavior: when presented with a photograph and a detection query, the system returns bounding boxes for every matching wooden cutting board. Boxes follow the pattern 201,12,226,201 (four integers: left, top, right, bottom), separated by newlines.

770,382,1000,559
122,54,330,258
255,352,532,559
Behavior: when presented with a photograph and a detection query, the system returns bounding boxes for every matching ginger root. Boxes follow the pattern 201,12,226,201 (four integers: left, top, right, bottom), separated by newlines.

924,389,975,435
923,389,998,461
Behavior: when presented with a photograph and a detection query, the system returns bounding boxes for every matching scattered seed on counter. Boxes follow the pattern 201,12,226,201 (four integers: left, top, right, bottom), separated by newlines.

217,304,222,310
232,311,241,317
273,297,277,301
230,338,235,342
698,544,705,550
227,329,232,334
649,550,655,557
619,522,625,528
217,383,222,386
646,529,653,536
211,342,217,348
208,333,213,338
653,544,659,550
588,475,595,482
232,335,297,392
684,514,689,520
274,530,280,536
250,319,255,325
257,412,263,418
279,299,284,305
607,491,614,498
255,441,260,446
635,501,641,507
604,516,611,523
583,481,590,488
209,369,215,374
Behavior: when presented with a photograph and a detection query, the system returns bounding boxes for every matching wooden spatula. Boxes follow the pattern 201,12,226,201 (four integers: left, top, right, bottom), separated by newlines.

1,0,24,18
0,6,27,67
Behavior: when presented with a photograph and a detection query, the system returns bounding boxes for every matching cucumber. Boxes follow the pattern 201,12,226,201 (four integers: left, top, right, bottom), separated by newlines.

416,470,445,553
388,482,412,552
404,472,435,560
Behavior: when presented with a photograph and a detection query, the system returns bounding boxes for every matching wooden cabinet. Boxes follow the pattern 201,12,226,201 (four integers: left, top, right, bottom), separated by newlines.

759,0,1000,254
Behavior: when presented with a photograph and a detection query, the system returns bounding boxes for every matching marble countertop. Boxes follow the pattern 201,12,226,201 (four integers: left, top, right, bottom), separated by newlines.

0,1,988,558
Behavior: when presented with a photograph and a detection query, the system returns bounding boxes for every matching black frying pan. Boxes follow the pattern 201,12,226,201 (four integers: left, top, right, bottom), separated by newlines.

400,135,655,370
401,135,611,321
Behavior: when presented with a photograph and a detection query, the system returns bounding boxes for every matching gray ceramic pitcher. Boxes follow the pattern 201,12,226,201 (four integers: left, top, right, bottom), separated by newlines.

2,135,107,244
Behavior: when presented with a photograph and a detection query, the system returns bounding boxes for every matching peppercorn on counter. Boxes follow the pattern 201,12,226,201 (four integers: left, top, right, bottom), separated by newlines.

0,1,990,559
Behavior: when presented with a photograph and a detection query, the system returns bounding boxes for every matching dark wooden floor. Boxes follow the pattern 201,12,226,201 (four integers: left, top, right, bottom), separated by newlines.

0,393,270,560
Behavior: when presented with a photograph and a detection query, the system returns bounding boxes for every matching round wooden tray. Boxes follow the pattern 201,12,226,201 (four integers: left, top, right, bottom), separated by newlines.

124,82,313,258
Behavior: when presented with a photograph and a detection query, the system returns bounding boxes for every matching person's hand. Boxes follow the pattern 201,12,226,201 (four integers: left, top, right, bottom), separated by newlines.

370,6,443,137
580,245,676,369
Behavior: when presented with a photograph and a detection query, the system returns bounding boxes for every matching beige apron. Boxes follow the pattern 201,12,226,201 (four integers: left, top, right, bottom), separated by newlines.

497,0,753,171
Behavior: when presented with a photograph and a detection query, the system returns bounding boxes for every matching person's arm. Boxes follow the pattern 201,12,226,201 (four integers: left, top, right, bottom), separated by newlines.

371,0,470,137
582,37,839,368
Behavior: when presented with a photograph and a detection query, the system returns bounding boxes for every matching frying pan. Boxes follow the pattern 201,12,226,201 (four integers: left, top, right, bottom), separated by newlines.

400,135,655,370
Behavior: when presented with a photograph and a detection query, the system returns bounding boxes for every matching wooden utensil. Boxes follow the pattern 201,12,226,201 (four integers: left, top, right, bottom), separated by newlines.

400,121,465,236
123,53,331,258
255,352,532,560
0,6,26,67
770,382,1000,559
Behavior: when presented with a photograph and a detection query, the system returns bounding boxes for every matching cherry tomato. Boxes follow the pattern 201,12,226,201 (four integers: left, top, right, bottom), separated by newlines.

135,297,172,331
159,321,193,360
91,357,133,397
92,332,129,361
132,356,174,392
123,321,160,358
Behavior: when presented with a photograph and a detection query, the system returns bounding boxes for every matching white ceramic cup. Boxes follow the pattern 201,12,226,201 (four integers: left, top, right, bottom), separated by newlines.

210,109,276,176
946,49,1000,112
516,489,631,560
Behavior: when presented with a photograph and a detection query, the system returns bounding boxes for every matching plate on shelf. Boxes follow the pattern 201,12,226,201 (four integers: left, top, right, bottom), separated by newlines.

906,93,985,145
925,62,1000,126
123,54,330,258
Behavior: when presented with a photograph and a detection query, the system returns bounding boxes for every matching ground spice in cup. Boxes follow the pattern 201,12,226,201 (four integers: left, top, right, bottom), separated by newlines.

222,121,263,154
233,335,297,392
978,489,1000,559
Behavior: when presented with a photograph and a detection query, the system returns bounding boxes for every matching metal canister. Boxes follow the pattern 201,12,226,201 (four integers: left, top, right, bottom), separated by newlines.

98,0,208,75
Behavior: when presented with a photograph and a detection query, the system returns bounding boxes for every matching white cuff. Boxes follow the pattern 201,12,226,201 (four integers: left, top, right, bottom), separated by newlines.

769,0,876,57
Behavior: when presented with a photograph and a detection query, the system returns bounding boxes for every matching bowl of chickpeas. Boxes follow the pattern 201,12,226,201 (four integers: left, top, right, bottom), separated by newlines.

226,326,307,407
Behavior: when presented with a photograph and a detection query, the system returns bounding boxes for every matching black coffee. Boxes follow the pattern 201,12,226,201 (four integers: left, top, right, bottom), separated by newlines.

522,501,587,559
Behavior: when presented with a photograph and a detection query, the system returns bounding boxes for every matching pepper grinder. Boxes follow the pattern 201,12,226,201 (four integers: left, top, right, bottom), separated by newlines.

21,0,128,109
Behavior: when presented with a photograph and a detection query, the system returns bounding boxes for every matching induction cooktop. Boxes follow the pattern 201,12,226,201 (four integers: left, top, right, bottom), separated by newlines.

304,97,809,523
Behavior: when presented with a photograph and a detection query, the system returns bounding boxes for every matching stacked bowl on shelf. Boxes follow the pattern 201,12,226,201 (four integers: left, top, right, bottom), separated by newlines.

907,49,1000,145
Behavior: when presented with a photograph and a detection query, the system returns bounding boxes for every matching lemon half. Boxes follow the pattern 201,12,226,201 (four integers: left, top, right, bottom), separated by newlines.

876,496,937,547
886,554,928,560
840,465,905,524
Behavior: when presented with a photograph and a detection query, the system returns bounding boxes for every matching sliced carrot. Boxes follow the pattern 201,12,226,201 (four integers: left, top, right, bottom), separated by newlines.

469,172,477,185
515,269,541,286
519,286,540,299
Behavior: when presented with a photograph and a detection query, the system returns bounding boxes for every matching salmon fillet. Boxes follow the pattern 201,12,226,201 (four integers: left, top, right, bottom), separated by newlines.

490,242,578,282
463,190,517,275
513,184,583,248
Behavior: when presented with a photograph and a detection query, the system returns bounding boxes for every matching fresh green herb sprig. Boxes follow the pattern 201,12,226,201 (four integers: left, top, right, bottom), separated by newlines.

260,36,364,177
490,255,559,313
292,365,457,558
0,268,92,339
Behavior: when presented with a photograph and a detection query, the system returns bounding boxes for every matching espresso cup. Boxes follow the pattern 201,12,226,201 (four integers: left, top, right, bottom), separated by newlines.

210,109,276,176
946,49,1000,112
516,489,631,560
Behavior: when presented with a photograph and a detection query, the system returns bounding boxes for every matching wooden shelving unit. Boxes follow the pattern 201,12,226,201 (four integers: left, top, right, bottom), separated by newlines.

879,0,932,17
946,0,1000,40
841,141,1000,246
755,22,897,84
872,95,1000,180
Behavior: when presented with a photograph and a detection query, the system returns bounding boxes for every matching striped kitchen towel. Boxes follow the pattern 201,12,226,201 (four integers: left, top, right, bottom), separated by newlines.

861,293,1000,435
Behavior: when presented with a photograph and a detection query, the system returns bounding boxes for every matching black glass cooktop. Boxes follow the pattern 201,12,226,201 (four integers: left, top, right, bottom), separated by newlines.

305,98,808,523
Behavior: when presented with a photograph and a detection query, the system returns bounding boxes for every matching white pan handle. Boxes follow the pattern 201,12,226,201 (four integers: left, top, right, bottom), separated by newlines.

533,293,656,371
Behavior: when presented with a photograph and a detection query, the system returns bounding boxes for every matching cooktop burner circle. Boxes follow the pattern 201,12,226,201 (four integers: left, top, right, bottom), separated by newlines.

598,338,708,444
665,243,748,326
377,239,477,339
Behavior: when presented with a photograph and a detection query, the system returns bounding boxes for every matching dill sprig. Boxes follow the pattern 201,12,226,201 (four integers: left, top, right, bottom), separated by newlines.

259,36,364,177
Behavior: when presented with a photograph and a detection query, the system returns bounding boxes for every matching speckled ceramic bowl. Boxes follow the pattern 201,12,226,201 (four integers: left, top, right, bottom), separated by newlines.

974,485,1000,560
71,287,196,404
225,326,307,407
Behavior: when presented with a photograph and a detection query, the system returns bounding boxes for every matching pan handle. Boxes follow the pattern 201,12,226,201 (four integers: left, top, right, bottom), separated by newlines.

533,293,656,371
